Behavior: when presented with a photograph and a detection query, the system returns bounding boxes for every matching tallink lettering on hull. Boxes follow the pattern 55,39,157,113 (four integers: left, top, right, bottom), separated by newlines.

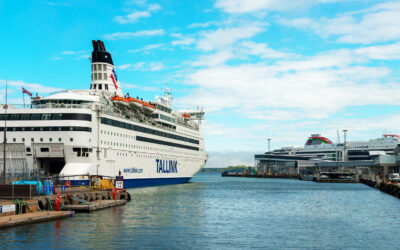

156,159,178,173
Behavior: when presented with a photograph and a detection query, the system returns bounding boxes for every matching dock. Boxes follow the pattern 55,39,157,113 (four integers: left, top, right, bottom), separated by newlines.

63,199,126,212
0,181,131,229
0,211,74,229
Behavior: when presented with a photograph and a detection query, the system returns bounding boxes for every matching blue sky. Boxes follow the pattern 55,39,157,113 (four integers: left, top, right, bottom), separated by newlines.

1,0,400,167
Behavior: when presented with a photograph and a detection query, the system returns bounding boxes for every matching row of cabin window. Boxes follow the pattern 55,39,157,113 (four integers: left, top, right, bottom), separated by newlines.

0,126,92,132
9,137,73,143
151,114,176,123
154,104,172,114
90,83,109,90
0,113,91,121
92,64,107,72
92,73,107,81
101,130,190,154
136,136,199,151
101,117,199,145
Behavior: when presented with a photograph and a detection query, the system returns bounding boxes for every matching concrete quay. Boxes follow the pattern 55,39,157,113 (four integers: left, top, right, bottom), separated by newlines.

63,199,126,212
360,178,400,199
0,187,131,229
0,211,74,229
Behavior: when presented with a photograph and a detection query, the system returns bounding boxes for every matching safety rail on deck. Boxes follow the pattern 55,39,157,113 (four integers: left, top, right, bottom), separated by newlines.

1,104,96,110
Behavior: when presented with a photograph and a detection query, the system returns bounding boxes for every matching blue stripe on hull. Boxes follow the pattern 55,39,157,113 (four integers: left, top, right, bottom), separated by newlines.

68,178,191,188
124,177,191,188
70,180,89,186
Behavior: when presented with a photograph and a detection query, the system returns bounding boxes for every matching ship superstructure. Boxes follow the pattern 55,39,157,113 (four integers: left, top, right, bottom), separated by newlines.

0,40,207,188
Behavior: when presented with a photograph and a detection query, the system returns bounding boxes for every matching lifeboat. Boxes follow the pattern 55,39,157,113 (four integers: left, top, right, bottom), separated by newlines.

111,96,129,107
127,97,143,109
182,113,191,119
142,102,156,113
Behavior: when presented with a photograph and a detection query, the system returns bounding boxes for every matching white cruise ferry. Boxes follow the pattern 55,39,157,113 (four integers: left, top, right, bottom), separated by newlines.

0,40,208,188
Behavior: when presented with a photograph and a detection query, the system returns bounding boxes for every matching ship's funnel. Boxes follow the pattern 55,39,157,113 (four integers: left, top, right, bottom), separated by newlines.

91,40,114,65
90,40,122,96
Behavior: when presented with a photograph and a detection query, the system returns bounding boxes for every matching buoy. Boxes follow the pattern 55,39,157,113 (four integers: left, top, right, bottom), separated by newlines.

64,180,71,187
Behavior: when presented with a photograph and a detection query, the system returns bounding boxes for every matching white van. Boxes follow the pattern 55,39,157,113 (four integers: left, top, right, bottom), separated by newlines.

388,173,400,182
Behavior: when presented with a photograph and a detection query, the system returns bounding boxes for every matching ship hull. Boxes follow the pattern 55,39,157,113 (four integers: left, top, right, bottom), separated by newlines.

69,177,191,188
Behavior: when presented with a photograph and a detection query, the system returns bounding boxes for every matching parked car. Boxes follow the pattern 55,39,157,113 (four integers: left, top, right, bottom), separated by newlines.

388,173,400,182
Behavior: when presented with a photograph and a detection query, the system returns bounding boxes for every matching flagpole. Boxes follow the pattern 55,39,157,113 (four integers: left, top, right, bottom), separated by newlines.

22,86,25,108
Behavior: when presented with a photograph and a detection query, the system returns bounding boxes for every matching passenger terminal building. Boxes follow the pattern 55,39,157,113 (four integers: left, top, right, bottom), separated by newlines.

255,134,400,176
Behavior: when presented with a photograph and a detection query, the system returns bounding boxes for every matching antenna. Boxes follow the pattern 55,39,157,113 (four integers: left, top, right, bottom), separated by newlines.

337,130,341,143
160,83,173,107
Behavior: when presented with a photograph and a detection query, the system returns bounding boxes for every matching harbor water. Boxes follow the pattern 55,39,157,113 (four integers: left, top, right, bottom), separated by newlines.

2,172,400,249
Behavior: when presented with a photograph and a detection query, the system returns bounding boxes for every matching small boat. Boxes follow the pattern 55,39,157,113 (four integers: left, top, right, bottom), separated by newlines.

127,97,143,109
111,96,129,107
142,102,156,113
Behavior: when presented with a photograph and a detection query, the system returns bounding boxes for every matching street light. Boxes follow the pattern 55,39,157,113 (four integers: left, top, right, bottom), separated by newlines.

342,129,348,161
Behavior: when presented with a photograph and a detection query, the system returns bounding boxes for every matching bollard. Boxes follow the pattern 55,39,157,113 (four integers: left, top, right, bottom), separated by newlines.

55,192,62,211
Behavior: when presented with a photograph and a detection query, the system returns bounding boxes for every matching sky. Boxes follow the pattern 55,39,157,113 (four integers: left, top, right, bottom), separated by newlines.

1,0,400,167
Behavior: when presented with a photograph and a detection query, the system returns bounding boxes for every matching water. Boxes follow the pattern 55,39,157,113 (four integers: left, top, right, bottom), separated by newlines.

2,173,400,249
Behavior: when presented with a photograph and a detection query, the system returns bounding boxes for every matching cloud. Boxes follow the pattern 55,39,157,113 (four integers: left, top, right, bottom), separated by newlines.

0,79,63,103
176,45,399,120
355,42,400,60
205,151,256,168
117,62,165,71
197,22,266,51
187,21,218,28
279,1,400,44
62,51,76,55
45,1,73,7
104,29,165,40
192,50,234,67
240,41,293,59
118,64,132,70
54,50,89,60
171,33,195,46
119,82,159,92
214,0,343,13
129,43,166,53
115,3,162,24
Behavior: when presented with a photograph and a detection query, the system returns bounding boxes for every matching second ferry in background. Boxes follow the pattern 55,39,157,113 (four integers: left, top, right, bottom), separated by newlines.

0,40,208,188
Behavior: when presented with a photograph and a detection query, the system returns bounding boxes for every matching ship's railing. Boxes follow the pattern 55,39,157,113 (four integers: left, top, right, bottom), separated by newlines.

1,103,96,110
32,103,95,109
102,108,200,132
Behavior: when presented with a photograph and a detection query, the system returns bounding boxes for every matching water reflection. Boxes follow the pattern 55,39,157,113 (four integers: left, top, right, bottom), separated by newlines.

1,173,400,249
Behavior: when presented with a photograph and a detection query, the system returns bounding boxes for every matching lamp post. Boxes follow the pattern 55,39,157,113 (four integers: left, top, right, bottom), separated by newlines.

342,129,348,161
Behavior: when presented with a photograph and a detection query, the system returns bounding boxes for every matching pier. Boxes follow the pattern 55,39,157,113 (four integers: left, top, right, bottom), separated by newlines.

0,177,131,228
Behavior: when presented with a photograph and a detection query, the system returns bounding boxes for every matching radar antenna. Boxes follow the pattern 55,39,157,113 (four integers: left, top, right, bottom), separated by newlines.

160,83,173,107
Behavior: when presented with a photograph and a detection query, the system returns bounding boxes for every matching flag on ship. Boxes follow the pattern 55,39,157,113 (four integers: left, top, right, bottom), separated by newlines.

22,87,32,96
112,68,118,81
110,73,118,90
110,68,118,90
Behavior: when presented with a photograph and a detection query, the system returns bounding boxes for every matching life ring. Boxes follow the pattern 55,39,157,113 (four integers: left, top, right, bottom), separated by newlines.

64,181,71,187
